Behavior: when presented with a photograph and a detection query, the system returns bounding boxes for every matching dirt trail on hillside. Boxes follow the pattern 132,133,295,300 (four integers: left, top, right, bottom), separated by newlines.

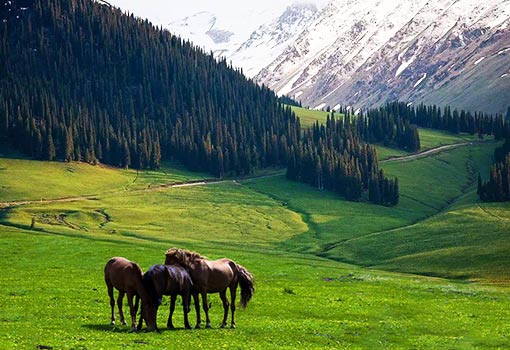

0,173,284,209
380,140,492,163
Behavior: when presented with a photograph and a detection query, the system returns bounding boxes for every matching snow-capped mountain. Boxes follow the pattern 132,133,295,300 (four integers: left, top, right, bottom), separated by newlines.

255,0,510,113
229,3,319,77
167,11,236,57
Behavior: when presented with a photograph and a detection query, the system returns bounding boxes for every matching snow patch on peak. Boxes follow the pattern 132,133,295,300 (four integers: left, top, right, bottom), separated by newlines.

413,73,427,88
474,56,486,65
395,57,415,77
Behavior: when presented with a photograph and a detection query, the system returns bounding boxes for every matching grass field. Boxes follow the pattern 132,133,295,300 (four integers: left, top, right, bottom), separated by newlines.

2,227,509,350
1,139,510,349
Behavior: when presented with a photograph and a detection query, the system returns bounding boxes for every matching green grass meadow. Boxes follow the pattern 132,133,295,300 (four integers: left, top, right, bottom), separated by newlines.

1,134,510,349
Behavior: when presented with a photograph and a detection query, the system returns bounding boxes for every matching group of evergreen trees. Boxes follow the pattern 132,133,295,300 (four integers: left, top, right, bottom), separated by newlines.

382,102,505,139
355,109,420,152
0,0,299,176
478,127,510,202
287,115,399,205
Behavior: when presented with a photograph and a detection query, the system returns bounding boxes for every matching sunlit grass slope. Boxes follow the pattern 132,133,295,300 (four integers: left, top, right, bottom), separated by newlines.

289,105,339,128
245,143,510,282
0,139,509,349
1,207,510,349
0,157,208,202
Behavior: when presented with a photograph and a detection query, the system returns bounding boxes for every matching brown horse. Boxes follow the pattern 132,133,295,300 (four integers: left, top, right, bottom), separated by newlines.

164,248,255,329
139,264,196,331
103,257,156,331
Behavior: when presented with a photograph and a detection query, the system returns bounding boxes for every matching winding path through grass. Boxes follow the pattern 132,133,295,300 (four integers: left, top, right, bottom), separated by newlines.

381,140,493,163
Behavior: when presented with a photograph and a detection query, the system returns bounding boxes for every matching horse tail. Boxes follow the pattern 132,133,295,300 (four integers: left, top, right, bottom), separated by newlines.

236,264,254,308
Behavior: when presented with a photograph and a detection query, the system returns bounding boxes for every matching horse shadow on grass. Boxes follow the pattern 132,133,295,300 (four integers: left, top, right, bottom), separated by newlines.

83,324,194,333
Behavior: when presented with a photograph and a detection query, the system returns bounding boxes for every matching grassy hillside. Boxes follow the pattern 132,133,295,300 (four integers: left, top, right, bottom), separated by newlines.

2,226,509,349
0,157,209,202
1,139,509,349
245,143,510,282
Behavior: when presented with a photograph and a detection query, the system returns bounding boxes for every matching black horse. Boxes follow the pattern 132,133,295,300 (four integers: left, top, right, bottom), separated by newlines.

139,264,195,331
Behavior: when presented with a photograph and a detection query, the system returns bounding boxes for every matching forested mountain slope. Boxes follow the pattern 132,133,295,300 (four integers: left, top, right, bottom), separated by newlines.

0,0,300,176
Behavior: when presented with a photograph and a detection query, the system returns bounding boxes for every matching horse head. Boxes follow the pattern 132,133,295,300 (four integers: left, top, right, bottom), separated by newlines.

164,247,188,267
139,267,163,332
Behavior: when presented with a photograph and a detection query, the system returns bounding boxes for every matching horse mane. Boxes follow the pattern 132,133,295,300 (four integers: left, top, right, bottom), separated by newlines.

165,248,207,267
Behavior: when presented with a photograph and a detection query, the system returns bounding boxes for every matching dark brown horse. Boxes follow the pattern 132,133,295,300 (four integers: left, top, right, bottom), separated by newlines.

164,248,255,329
140,264,196,331
103,257,156,331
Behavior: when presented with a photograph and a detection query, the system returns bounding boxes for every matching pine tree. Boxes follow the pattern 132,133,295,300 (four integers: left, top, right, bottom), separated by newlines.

64,128,74,162
44,133,56,161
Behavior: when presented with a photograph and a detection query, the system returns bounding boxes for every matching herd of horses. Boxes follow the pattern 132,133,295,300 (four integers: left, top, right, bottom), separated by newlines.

103,248,255,332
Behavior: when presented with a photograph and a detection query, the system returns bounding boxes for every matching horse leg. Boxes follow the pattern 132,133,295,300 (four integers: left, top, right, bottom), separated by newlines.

107,283,115,325
127,291,137,331
137,301,144,331
167,294,176,329
182,292,192,329
193,292,201,329
230,285,237,329
201,292,211,328
134,294,140,330
219,290,229,328
117,291,127,326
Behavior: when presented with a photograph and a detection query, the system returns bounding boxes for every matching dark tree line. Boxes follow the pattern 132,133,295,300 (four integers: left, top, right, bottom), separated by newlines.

0,0,300,175
355,109,420,152
381,102,505,139
287,115,399,205
478,126,510,202
278,95,302,107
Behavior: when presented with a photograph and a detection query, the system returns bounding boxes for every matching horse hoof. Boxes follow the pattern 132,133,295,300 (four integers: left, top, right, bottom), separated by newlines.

206,324,212,329
110,321,115,326
167,325,175,330
220,324,226,329
195,324,201,329
121,321,127,326
231,324,236,329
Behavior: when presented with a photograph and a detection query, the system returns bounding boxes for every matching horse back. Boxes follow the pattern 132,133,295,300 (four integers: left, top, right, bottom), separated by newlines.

166,265,193,291
194,258,236,292
104,257,143,291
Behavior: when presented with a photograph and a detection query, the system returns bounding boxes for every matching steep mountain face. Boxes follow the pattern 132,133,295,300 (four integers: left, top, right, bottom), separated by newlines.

229,3,319,77
255,0,510,113
162,2,321,78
